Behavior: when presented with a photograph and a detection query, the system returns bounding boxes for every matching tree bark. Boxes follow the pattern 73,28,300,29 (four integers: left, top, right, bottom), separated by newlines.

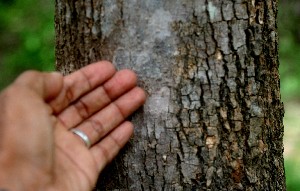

55,0,285,190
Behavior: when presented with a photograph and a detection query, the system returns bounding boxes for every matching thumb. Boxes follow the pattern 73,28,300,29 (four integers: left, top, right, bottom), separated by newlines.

14,71,63,101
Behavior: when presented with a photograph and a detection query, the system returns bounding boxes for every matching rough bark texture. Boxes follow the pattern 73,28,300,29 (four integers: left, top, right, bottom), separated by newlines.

55,0,285,190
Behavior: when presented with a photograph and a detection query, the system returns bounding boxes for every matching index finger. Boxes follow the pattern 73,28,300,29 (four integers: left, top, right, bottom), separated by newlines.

50,61,116,114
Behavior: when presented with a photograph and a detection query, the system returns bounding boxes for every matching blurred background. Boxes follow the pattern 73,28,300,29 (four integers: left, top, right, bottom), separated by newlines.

279,0,300,190
0,0,299,190
0,0,54,88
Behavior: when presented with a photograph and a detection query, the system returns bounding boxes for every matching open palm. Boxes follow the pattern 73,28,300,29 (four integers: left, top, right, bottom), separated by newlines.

0,61,146,191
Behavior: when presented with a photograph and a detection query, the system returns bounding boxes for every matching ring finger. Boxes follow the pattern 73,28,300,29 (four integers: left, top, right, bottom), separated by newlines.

71,87,145,147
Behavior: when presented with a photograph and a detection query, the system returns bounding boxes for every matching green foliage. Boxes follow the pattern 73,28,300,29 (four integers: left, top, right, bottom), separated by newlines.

279,1,300,101
283,102,300,191
285,160,300,191
279,1,300,190
0,0,55,90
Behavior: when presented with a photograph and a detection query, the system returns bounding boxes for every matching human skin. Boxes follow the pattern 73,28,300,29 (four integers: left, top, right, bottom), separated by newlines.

0,61,146,191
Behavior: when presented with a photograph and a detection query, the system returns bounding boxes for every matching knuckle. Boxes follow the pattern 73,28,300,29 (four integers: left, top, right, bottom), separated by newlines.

65,86,75,104
88,118,105,137
73,100,90,120
96,144,112,165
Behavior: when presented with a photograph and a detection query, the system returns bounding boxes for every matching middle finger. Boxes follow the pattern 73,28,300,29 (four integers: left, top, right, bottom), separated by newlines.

71,87,146,147
57,69,137,129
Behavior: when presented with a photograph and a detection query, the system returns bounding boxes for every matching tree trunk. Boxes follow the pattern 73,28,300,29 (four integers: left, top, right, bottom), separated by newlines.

55,0,285,190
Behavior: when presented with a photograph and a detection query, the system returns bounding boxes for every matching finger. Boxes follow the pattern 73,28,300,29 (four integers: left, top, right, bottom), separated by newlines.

72,87,146,146
14,71,63,101
90,121,134,172
57,69,137,128
49,61,116,114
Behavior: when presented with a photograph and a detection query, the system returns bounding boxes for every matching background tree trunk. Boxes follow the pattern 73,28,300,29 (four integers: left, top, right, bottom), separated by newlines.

55,0,285,190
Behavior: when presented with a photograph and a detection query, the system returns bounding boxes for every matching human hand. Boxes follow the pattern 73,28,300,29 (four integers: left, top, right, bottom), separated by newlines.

0,61,146,191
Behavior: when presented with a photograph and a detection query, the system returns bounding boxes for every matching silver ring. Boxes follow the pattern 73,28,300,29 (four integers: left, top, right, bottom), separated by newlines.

71,129,91,148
